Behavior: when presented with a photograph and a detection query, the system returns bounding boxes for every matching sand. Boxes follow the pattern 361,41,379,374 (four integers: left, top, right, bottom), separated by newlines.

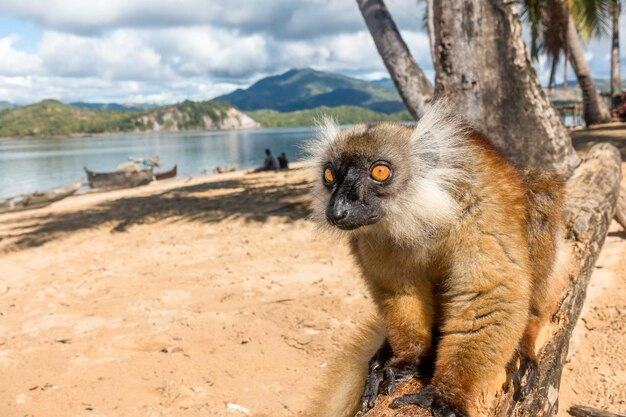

0,125,624,417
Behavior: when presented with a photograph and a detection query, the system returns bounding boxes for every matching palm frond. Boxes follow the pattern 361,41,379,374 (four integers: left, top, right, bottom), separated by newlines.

568,0,611,41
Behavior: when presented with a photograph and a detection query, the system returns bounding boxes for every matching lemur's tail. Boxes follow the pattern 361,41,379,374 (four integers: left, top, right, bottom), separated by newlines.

303,317,386,417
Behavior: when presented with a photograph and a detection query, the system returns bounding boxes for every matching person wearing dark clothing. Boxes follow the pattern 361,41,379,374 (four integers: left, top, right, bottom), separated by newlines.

263,149,279,171
278,152,289,169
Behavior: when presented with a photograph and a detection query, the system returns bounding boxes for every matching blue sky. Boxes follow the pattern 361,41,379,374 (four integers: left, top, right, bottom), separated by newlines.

0,0,623,105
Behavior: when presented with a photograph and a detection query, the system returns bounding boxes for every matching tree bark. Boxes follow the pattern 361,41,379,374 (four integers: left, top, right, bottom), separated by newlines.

610,0,622,99
356,0,434,120
361,143,623,417
565,12,612,125
431,0,580,177
426,0,437,67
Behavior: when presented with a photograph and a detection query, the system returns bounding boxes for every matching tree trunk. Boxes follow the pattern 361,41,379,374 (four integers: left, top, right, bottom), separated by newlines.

548,57,558,91
610,0,622,99
426,0,437,66
565,12,612,125
431,0,579,177
362,143,623,417
564,45,569,91
356,0,434,120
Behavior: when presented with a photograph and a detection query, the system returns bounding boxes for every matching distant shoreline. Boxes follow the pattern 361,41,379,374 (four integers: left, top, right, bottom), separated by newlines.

0,124,264,141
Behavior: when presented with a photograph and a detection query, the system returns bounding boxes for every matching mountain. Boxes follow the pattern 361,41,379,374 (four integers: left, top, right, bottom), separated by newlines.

370,78,395,91
216,68,405,114
550,78,626,93
71,102,161,112
590,78,626,94
0,101,16,111
0,99,259,138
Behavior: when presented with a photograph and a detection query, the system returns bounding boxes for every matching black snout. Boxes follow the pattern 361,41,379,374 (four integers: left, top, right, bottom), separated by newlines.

325,166,382,230
327,199,349,226
326,194,381,230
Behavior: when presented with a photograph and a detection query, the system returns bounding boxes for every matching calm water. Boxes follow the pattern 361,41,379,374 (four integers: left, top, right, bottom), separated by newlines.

0,127,316,199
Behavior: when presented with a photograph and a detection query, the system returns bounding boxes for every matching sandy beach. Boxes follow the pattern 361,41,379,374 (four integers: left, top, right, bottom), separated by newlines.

0,124,624,417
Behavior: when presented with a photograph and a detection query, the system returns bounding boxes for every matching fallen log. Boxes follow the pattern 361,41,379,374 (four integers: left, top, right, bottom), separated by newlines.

361,143,623,417
568,405,626,417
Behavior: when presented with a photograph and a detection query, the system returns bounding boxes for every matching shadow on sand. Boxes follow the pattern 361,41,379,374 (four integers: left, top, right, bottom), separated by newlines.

571,123,626,160
0,171,313,251
3,124,624,253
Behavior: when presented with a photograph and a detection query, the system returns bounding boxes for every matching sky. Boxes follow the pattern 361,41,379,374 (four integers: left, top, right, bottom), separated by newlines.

0,0,623,105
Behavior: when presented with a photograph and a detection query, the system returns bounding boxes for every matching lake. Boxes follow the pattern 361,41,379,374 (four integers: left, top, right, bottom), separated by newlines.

0,127,316,199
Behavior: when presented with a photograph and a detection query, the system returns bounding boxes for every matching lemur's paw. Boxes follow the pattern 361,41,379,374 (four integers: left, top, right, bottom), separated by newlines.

513,354,539,401
360,341,419,412
391,385,469,417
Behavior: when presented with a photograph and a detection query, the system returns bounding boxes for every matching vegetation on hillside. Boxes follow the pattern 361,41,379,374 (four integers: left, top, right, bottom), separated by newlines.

0,99,242,138
0,100,137,137
248,106,412,128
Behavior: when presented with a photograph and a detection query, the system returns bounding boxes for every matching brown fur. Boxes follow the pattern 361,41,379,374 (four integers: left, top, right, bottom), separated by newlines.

305,107,567,416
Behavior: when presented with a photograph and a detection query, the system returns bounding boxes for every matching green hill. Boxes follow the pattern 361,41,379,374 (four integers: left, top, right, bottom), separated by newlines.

216,68,405,114
0,99,257,138
0,100,137,137
248,106,412,128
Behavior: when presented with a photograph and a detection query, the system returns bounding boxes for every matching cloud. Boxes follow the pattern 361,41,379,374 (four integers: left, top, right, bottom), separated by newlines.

0,0,425,39
0,0,621,105
145,27,270,78
39,31,166,80
0,35,42,76
0,74,239,104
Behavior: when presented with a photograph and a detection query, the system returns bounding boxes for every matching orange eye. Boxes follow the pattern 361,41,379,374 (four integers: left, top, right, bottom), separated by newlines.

371,164,391,182
323,167,335,184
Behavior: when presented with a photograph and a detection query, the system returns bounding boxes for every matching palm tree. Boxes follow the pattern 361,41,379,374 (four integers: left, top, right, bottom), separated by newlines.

356,0,434,119
610,0,621,99
521,0,611,125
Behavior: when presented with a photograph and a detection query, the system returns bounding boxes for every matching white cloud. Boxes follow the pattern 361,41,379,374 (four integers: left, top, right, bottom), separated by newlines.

0,74,238,104
0,20,435,104
0,0,621,104
39,31,166,80
146,27,270,78
0,35,42,76
0,0,424,38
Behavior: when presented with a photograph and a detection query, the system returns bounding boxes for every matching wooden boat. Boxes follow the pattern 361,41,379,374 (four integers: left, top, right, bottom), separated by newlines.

0,180,83,214
155,165,177,180
84,167,153,189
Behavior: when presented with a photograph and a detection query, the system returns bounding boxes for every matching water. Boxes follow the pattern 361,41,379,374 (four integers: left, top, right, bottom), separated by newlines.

0,127,316,199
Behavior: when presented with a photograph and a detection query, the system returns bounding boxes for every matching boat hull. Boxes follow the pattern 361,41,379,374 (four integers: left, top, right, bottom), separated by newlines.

85,167,153,189
155,165,177,180
0,180,83,214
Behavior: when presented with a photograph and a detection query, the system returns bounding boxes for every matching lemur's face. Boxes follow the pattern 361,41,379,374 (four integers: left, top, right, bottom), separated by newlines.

312,123,415,231
321,156,393,230
308,103,468,246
